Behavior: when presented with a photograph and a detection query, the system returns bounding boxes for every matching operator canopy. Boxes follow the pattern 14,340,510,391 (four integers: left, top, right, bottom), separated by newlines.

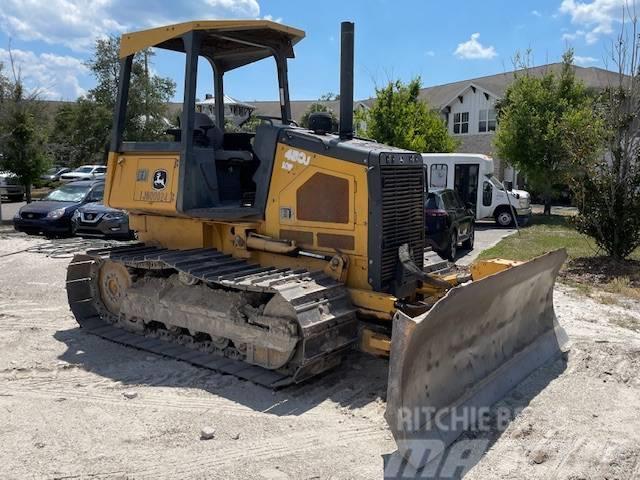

119,20,306,72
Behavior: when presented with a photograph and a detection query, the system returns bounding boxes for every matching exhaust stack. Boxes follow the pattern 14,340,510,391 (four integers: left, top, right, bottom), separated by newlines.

339,21,354,140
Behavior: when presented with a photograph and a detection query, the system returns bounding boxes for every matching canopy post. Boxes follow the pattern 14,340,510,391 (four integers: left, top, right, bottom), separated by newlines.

213,63,225,130
275,53,292,123
110,55,132,151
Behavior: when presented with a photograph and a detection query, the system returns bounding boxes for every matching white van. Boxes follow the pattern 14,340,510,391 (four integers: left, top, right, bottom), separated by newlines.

422,153,531,226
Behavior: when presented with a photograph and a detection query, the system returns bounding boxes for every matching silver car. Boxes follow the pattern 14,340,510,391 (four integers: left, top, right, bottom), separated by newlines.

0,171,25,201
72,202,133,239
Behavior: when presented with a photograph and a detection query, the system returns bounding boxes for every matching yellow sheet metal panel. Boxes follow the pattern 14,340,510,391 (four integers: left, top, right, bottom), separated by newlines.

348,288,397,318
120,20,305,58
265,143,371,290
105,152,180,215
470,258,524,281
360,328,391,357
133,215,205,249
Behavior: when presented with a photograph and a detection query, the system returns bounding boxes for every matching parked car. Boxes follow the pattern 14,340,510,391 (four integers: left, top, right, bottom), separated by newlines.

425,189,475,261
72,202,132,239
13,180,104,237
59,165,107,183
40,166,72,183
0,171,25,201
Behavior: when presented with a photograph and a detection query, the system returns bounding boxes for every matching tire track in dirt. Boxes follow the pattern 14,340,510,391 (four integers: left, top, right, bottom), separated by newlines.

128,425,386,479
0,382,327,418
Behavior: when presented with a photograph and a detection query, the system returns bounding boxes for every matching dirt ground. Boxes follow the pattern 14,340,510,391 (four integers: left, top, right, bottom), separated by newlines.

0,231,639,479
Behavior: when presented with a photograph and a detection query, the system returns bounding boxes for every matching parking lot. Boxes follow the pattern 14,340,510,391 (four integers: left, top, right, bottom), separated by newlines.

0,199,23,223
454,221,516,266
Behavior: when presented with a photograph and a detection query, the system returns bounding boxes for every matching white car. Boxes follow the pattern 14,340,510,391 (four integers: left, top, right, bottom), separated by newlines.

60,165,107,183
0,171,25,201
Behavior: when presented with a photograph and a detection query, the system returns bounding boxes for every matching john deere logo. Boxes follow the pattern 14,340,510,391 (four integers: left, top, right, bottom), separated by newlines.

152,169,167,190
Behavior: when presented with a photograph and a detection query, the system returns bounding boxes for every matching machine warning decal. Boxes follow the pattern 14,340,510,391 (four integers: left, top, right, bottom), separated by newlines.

152,169,168,190
136,169,148,181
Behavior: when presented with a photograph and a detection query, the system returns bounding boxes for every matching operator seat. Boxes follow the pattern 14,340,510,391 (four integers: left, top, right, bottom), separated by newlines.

193,112,253,162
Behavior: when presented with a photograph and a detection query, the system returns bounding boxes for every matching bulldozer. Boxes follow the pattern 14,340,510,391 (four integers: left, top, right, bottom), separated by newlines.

66,20,569,468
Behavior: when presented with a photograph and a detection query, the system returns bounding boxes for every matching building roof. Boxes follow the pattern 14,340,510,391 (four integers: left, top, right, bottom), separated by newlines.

417,63,622,109
197,95,255,109
39,63,624,124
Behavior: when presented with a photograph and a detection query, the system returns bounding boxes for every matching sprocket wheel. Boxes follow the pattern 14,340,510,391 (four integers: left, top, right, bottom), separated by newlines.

97,260,133,316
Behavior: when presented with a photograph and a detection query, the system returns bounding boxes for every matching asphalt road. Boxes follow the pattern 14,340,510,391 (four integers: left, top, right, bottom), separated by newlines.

0,199,25,223
455,220,517,266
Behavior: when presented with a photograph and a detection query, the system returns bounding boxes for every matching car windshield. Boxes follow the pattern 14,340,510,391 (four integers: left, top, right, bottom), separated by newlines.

75,167,93,173
42,184,90,202
45,167,58,175
485,174,504,191
426,193,442,209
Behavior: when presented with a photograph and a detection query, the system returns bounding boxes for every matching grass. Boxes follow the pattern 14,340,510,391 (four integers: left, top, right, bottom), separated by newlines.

476,214,640,304
477,215,605,262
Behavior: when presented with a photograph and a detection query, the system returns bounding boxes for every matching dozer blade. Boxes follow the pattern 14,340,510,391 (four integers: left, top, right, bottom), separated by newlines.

385,249,569,469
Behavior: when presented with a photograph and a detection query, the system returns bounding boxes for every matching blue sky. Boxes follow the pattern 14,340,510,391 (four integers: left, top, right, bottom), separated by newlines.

0,0,631,102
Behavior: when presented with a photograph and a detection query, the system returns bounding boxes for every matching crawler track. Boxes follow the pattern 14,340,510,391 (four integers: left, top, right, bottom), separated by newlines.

66,245,359,388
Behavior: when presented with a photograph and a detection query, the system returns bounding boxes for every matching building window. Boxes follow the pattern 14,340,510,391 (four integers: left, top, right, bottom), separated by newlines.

430,164,448,189
453,112,469,134
479,109,496,133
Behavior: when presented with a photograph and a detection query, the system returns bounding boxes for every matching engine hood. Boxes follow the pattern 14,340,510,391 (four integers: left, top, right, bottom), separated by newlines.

77,202,124,214
20,201,77,214
509,188,529,199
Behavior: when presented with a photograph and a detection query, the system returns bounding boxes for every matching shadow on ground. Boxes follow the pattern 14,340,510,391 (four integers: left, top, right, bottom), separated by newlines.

54,322,568,479
54,326,390,416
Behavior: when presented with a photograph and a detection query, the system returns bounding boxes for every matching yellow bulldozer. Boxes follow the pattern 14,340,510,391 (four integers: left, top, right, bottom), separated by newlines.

66,20,568,467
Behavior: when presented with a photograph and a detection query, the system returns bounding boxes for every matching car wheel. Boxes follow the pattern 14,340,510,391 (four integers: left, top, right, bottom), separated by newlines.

462,224,475,250
495,209,514,227
446,230,457,261
9,194,23,202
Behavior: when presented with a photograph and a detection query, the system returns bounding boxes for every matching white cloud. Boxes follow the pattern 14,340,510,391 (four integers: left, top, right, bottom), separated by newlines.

532,9,542,16
262,14,284,23
0,0,126,52
205,0,260,17
562,29,585,41
454,33,497,60
425,50,436,57
0,48,88,99
0,0,267,52
574,54,598,64
559,0,633,44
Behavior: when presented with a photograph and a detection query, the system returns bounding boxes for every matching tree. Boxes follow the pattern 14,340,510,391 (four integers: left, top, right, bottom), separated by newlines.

85,36,176,142
357,77,457,152
300,102,338,131
49,36,177,167
319,92,339,101
48,98,112,168
494,50,598,214
565,10,640,259
0,59,49,203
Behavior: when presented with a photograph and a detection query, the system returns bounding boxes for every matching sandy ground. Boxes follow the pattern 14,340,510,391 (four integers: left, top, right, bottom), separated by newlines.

0,231,639,479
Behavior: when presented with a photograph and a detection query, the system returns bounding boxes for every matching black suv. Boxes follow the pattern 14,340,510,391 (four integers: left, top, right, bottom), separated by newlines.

425,189,475,260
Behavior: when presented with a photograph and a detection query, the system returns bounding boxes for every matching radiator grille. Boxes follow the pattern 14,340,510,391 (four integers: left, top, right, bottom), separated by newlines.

380,164,425,286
